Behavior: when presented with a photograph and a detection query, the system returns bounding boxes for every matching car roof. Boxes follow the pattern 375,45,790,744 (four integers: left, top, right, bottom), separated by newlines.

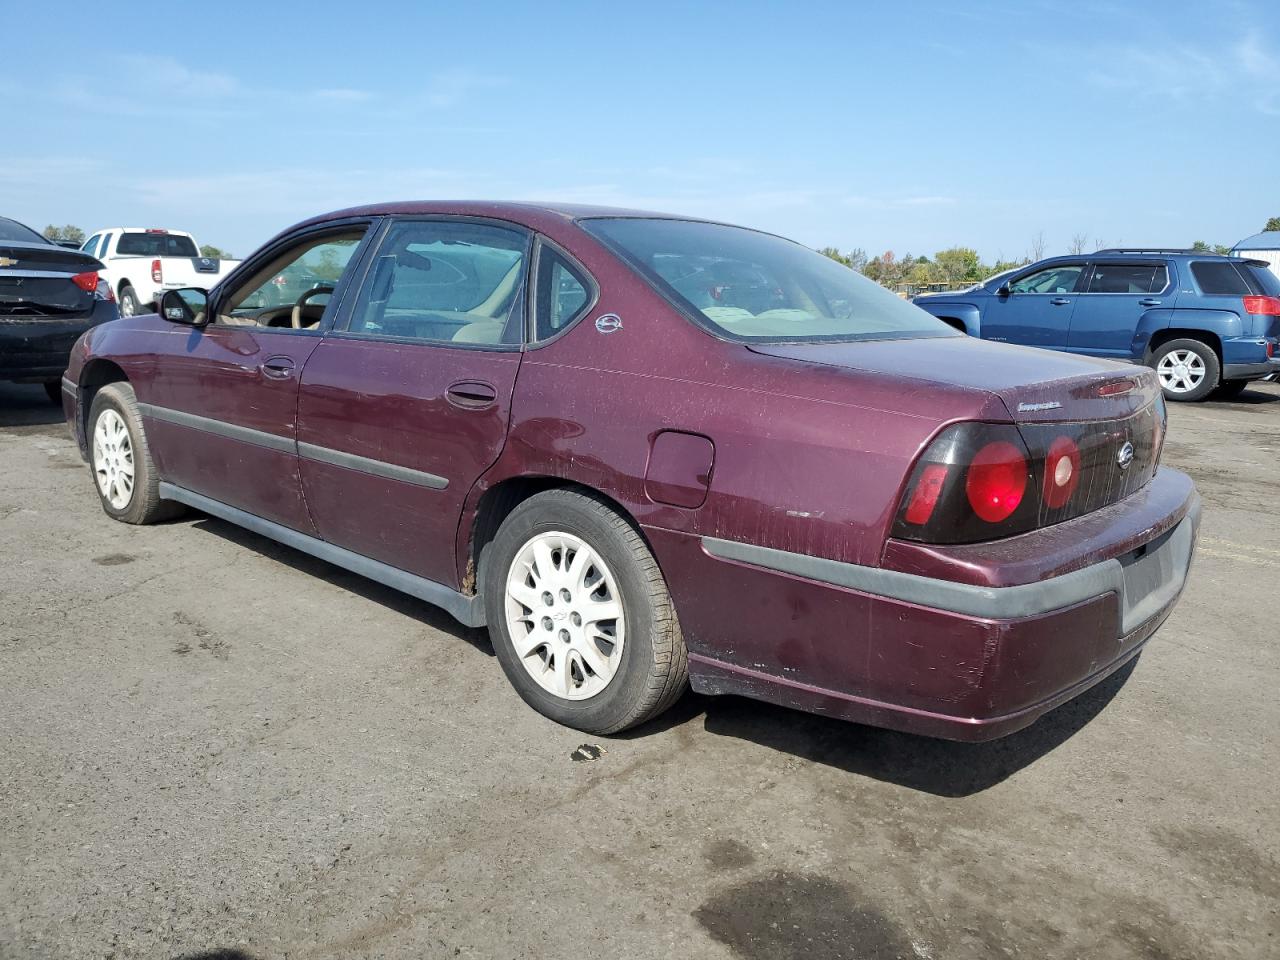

295,200,705,228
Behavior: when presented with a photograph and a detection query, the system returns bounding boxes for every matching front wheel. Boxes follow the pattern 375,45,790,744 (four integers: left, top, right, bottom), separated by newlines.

87,382,182,524
1152,338,1220,402
483,489,688,735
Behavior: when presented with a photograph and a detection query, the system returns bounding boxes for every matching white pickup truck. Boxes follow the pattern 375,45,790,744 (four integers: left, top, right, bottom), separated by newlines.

79,227,241,317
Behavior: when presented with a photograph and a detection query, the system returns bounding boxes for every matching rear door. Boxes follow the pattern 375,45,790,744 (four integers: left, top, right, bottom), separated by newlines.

980,261,1085,350
1067,259,1174,358
143,221,375,532
295,216,531,588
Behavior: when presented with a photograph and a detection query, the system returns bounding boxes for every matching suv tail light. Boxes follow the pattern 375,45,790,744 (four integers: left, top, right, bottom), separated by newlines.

894,408,1162,544
151,259,163,284
1243,295,1280,316
70,271,99,293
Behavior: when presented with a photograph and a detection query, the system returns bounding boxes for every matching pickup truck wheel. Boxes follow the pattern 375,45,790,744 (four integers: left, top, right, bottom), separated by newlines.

1152,339,1219,402
118,286,140,318
87,383,183,525
484,489,688,735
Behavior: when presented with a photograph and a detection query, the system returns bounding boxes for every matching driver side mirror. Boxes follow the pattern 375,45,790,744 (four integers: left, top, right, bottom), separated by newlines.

160,288,208,326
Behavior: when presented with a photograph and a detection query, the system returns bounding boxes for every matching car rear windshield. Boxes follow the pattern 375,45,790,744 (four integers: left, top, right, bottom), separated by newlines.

0,217,49,244
581,218,954,343
116,232,199,257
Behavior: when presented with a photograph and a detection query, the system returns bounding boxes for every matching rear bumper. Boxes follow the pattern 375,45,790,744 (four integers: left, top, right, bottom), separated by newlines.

1222,357,1280,380
0,301,117,381
652,468,1199,741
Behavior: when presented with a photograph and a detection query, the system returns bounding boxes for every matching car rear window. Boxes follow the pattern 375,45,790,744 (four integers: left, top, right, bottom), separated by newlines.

116,232,199,257
582,217,954,343
1087,263,1168,294
0,217,49,244
1190,260,1258,295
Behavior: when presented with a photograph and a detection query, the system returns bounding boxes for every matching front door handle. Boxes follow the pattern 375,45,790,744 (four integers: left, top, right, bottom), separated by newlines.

1050,297,1072,306
260,356,296,380
1139,298,1162,307
446,380,497,409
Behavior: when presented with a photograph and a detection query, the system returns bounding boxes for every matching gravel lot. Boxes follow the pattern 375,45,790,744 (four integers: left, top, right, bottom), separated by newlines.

1,378,1277,960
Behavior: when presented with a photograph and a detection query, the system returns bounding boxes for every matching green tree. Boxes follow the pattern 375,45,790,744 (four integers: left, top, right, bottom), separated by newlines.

42,224,86,244
1191,240,1232,255
199,244,232,258
817,246,868,272
933,247,982,284
1264,217,1280,232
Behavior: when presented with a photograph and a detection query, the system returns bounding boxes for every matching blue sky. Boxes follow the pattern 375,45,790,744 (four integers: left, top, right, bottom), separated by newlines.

4,0,1278,261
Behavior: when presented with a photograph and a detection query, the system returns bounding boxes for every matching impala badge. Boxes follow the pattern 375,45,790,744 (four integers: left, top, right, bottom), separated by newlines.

1116,441,1135,470
595,313,622,334
0,257,17,268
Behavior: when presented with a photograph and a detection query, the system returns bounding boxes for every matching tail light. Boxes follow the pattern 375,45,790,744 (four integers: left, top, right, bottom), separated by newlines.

894,408,1161,544
1243,295,1280,316
70,271,99,293
151,259,163,284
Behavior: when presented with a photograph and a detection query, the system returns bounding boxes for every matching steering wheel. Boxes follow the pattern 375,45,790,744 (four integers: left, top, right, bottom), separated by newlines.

291,285,335,329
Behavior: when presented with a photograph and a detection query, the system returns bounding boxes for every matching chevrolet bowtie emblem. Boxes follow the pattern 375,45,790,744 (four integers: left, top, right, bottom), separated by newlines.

0,257,17,268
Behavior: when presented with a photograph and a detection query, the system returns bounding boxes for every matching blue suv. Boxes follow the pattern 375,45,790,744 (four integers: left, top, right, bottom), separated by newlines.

913,249,1280,401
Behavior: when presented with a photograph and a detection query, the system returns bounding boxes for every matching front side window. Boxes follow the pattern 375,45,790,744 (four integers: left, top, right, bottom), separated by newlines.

115,232,199,257
534,248,591,340
82,234,102,258
218,231,366,328
1009,264,1084,294
582,218,951,342
1087,263,1168,294
346,220,528,346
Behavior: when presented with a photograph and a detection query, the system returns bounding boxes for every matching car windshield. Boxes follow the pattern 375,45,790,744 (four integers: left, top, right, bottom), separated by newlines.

582,218,954,342
0,217,50,244
116,232,199,257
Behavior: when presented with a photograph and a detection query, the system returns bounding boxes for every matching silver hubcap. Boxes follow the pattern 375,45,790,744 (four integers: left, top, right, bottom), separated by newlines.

93,409,135,510
504,531,625,701
1157,349,1206,393
120,292,134,317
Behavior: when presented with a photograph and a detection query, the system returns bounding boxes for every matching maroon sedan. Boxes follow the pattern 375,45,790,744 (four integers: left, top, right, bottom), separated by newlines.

62,202,1200,739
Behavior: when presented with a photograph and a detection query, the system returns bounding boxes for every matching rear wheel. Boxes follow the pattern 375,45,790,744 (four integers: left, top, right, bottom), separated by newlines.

1152,338,1219,402
87,382,182,524
118,285,141,318
483,489,687,734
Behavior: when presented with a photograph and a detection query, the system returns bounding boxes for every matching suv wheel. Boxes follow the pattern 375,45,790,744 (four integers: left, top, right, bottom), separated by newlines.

87,382,183,524
1152,338,1219,402
483,489,688,734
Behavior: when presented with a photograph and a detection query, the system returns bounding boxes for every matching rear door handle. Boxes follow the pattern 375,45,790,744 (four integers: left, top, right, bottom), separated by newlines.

1050,297,1072,306
446,380,497,409
260,356,295,380
1139,298,1162,307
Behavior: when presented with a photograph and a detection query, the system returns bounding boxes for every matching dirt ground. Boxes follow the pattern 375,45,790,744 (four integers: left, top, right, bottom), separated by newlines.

1,378,1276,960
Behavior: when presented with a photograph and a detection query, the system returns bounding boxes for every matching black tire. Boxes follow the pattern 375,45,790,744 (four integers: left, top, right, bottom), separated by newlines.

1213,379,1250,399
87,382,183,525
483,489,688,735
42,380,62,405
1151,338,1220,402
118,285,141,318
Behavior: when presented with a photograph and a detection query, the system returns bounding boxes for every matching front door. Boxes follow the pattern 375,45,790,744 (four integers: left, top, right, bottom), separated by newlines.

296,217,531,588
1067,260,1174,358
981,261,1086,350
144,225,372,531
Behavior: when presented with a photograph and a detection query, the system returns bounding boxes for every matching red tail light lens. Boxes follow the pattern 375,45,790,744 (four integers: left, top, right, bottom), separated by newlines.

1243,295,1280,316
1042,436,1081,509
70,271,99,293
965,441,1028,522
904,463,949,525
151,259,163,284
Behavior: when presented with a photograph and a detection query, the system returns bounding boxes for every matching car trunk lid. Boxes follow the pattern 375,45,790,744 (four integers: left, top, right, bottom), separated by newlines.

0,241,101,317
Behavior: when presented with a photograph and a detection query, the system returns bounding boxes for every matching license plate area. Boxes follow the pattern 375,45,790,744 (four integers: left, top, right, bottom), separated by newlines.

1118,517,1194,634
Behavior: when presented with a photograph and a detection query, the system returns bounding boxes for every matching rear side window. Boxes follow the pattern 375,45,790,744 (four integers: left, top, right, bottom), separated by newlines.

346,220,528,346
534,248,592,340
116,232,199,257
1087,263,1168,294
1190,261,1256,295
